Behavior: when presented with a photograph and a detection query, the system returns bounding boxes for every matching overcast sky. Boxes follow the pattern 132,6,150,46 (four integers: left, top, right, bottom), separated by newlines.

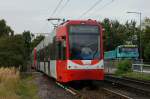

0,0,149,33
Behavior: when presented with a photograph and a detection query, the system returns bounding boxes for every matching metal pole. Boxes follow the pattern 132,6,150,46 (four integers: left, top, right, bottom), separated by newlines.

139,13,142,61
127,11,142,62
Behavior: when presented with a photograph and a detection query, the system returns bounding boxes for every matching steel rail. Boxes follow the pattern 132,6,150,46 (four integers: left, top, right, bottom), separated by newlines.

55,82,85,98
105,75,150,95
103,88,133,99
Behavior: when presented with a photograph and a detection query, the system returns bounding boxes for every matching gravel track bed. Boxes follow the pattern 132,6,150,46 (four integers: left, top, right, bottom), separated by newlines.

33,72,77,99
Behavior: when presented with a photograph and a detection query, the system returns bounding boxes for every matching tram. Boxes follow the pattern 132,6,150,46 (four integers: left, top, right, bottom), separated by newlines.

32,19,104,82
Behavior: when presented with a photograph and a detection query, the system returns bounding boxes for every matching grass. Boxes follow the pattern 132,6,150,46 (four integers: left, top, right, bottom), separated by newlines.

123,72,150,81
0,67,39,99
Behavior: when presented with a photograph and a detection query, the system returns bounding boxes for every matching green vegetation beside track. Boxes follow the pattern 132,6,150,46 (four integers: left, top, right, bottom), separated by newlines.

0,67,39,99
123,72,150,81
114,60,150,81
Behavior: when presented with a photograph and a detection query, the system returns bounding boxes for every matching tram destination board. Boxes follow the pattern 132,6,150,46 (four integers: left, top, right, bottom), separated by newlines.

69,25,99,34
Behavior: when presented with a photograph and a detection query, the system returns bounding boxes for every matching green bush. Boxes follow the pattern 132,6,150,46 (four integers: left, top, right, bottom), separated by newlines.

115,60,132,75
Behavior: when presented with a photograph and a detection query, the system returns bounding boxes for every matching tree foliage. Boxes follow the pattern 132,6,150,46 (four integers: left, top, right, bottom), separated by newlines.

0,35,25,67
144,42,150,59
0,19,14,37
102,18,127,51
102,18,150,60
0,19,45,70
142,26,150,59
22,31,32,61
0,19,33,70
124,21,140,45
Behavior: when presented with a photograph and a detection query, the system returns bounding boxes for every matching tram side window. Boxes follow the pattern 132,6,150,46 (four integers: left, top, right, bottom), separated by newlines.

49,37,56,60
62,45,66,60
44,47,47,61
37,51,40,61
56,41,61,60
62,36,66,60
49,43,55,60
45,46,49,61
56,40,66,60
40,49,44,61
62,39,66,60
47,45,50,60
40,50,42,61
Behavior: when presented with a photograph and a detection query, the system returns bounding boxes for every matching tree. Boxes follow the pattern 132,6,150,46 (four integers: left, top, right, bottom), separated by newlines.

0,35,25,67
144,42,150,59
102,18,126,51
124,20,140,45
142,26,150,59
22,31,32,61
0,19,14,37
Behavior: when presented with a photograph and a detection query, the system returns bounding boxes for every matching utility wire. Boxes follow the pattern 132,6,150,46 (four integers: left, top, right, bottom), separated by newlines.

97,0,114,12
51,0,64,16
79,0,103,18
59,0,70,14
89,0,114,18
55,0,70,17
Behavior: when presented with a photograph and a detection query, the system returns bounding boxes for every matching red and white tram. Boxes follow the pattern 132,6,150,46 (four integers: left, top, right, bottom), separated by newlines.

32,19,104,83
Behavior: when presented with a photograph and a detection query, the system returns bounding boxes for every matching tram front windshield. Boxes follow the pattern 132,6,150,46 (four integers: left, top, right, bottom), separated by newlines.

69,25,100,60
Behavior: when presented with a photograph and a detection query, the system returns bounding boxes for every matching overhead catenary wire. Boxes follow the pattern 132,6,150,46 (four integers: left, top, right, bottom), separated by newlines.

57,0,70,15
78,0,103,18
51,0,64,16
94,0,114,14
88,0,114,18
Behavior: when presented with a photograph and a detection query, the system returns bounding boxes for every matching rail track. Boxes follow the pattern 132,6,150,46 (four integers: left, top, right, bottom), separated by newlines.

105,75,150,96
56,79,150,99
56,81,133,99
102,88,132,99
35,72,150,99
56,82,84,98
